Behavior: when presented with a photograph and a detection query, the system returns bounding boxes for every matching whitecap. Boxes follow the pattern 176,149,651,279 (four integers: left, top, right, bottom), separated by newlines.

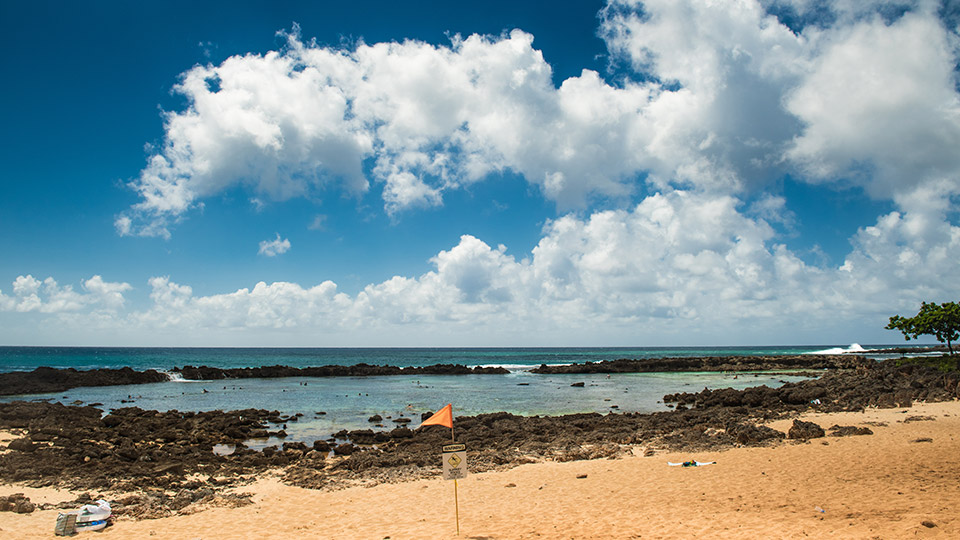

157,370,200,382
470,363,570,373
805,343,871,355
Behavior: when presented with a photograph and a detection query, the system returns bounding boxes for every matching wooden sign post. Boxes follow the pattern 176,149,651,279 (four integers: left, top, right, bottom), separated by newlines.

442,443,467,535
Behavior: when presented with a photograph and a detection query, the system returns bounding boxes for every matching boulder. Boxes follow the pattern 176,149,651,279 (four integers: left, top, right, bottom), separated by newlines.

787,419,825,440
333,443,356,456
14,500,36,514
7,438,38,453
304,450,326,461
827,425,873,437
727,424,785,446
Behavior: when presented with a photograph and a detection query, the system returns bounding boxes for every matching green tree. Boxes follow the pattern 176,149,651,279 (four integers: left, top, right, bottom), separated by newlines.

886,301,960,355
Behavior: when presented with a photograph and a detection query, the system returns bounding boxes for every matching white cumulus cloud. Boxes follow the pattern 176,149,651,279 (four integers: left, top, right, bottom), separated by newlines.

118,2,960,239
258,234,291,257
0,275,132,314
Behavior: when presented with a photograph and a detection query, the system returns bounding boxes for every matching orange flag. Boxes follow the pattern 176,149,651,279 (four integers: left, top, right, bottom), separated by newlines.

418,403,453,429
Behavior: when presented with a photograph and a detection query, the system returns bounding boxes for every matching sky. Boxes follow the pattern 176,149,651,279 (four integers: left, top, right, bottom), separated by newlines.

1,0,958,347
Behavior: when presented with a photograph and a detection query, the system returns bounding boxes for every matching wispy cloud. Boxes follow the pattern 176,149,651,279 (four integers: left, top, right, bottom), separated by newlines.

308,214,327,231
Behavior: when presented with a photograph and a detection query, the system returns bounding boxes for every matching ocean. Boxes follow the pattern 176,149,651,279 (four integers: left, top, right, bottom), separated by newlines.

0,344,918,445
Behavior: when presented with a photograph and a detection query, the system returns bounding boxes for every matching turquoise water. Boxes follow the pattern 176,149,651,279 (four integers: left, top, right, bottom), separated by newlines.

0,345,919,444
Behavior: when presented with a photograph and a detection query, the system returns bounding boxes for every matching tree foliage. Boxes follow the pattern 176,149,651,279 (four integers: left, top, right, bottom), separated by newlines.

886,301,960,355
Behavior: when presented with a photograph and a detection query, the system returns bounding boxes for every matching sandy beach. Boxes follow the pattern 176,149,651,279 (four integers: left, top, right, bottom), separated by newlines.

2,400,957,539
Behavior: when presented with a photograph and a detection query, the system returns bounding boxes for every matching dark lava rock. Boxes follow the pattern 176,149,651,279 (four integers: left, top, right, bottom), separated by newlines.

116,442,141,461
304,450,326,461
389,427,414,439
0,493,35,513
727,424,785,446
571,382,585,388
312,440,331,452
533,355,867,374
827,425,873,437
333,443,356,456
282,442,308,452
663,360,958,414
172,363,509,380
0,366,169,396
788,420,825,440
0,401,279,494
0,362,511,396
368,414,383,422
7,438,38,452
346,430,377,445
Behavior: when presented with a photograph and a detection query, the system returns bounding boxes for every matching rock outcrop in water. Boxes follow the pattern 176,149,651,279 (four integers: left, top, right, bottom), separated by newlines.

0,363,509,396
0,366,169,396
171,363,510,380
530,355,869,374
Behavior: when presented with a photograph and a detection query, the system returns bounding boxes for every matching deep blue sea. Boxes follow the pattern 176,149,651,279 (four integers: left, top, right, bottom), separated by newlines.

0,345,869,372
0,345,922,445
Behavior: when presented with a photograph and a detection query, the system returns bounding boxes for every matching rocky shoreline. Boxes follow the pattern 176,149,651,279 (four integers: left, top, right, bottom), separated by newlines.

1,357,958,519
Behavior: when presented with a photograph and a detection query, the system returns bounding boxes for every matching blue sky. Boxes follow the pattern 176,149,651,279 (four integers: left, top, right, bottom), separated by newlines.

1,0,958,346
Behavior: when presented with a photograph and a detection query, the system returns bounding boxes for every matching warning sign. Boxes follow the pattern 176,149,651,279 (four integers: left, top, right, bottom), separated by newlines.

442,445,468,480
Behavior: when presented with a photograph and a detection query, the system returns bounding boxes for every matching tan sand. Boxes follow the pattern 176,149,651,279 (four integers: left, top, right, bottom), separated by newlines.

2,401,958,539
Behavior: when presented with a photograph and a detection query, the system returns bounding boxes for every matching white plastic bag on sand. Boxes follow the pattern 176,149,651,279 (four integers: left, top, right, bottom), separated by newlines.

79,500,111,516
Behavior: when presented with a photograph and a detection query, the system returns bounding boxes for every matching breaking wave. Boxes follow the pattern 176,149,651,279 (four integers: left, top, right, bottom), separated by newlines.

805,343,871,355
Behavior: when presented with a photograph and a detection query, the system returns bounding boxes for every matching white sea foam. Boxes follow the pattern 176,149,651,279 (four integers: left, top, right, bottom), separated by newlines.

805,343,872,355
158,370,200,382
470,363,567,372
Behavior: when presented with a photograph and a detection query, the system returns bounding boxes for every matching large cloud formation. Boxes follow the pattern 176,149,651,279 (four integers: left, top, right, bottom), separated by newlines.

4,0,958,345
116,0,960,237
